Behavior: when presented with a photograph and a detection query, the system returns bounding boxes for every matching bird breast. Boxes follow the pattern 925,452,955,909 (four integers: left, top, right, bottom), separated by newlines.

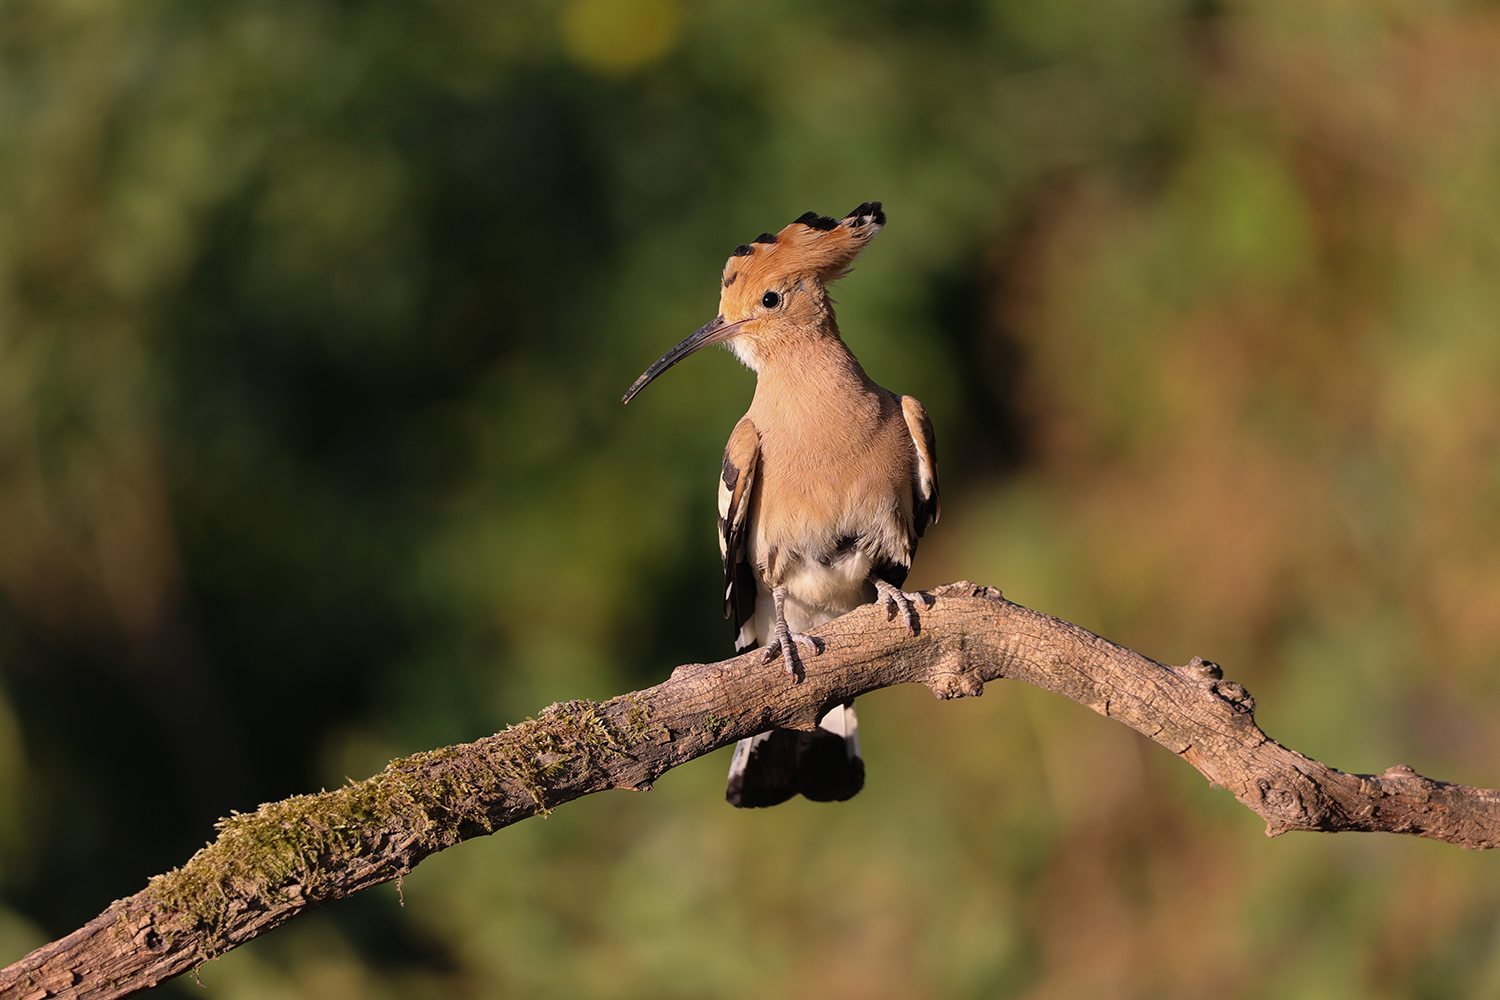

745,407,916,600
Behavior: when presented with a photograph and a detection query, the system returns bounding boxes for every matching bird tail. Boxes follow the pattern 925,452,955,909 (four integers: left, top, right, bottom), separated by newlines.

725,702,864,808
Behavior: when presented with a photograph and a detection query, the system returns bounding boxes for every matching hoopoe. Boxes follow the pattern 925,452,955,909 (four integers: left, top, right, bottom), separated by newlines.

623,203,940,808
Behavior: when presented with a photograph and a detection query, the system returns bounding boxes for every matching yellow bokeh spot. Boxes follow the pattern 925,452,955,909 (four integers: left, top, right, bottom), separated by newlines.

560,0,681,76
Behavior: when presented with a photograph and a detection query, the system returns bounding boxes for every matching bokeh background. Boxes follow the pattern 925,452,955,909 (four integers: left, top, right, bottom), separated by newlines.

4,0,1500,996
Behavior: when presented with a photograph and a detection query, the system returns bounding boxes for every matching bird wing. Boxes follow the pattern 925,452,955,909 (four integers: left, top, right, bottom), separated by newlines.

900,394,941,537
718,415,760,646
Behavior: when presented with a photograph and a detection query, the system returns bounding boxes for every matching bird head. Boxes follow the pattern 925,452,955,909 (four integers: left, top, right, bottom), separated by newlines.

622,202,885,403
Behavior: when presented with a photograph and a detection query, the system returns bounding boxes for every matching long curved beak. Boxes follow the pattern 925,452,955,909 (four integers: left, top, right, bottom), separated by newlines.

621,315,749,403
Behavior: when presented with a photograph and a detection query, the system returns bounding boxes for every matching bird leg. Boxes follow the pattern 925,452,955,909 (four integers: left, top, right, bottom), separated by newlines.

761,585,822,678
873,578,933,635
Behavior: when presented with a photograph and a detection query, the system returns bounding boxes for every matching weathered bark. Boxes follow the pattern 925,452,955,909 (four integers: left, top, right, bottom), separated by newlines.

5,582,1499,999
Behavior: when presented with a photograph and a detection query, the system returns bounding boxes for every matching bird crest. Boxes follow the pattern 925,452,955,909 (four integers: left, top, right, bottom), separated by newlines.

718,202,885,316
621,201,888,402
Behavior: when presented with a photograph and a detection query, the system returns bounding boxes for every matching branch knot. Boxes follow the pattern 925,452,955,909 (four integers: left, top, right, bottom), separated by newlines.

1186,656,1222,679
1212,679,1255,715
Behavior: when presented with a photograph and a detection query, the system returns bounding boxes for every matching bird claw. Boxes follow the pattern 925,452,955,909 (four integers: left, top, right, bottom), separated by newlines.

762,631,822,677
874,579,932,635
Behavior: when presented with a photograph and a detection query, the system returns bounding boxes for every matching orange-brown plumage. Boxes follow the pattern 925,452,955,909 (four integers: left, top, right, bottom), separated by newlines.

624,202,940,807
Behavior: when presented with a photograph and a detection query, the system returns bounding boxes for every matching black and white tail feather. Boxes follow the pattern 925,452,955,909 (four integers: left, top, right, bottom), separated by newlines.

724,677,865,807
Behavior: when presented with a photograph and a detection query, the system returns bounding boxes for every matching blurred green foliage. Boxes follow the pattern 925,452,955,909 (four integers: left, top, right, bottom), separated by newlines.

4,0,1500,996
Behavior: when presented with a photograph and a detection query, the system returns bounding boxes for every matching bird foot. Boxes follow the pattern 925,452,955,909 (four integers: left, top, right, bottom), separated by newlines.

874,579,932,635
762,631,822,678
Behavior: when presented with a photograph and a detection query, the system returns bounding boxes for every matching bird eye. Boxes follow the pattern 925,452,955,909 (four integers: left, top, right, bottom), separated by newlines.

761,291,781,308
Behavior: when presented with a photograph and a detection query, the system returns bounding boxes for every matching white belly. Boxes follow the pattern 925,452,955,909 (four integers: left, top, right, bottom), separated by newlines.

736,551,876,650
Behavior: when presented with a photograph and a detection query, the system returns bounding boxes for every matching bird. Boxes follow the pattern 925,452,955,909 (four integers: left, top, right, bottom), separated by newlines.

622,202,940,808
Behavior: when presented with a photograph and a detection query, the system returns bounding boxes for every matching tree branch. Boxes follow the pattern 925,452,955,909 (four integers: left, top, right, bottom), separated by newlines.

6,581,1499,999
